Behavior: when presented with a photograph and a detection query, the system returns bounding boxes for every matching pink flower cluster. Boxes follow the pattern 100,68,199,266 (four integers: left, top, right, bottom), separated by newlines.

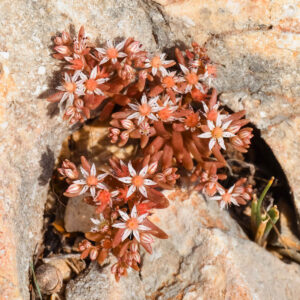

50,27,253,281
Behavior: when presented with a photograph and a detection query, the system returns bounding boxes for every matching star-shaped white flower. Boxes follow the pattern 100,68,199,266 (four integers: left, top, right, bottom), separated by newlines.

210,185,239,209
96,40,127,65
90,214,106,232
112,205,150,242
80,66,109,96
56,71,85,106
157,96,179,122
179,64,205,94
144,53,174,76
72,163,108,197
117,161,156,198
198,115,235,150
127,94,162,125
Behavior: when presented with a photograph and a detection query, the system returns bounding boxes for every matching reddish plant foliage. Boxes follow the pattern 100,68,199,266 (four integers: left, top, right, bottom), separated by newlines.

50,27,253,281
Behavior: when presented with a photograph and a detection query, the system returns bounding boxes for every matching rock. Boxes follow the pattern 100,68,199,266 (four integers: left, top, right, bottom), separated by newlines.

66,190,300,300
0,0,299,298
0,1,185,298
35,263,63,295
154,0,300,228
64,196,98,233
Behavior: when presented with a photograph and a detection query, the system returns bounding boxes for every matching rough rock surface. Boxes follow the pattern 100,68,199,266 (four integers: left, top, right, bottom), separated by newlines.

0,0,299,299
66,191,300,300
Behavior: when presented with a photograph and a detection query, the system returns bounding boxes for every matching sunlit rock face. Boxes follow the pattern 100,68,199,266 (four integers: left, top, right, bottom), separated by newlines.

0,0,299,298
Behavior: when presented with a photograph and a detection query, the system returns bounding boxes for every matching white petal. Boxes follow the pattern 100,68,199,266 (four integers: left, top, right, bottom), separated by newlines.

60,92,68,105
223,131,235,138
128,161,137,176
202,102,209,113
138,225,150,231
161,68,168,77
99,56,109,65
141,94,147,104
96,78,108,84
127,112,140,120
128,103,139,110
139,185,148,197
91,217,101,225
107,40,114,48
152,67,157,76
73,179,86,185
119,210,130,221
220,201,226,210
210,196,222,201
159,66,167,74
96,183,107,190
133,230,140,242
222,120,232,130
179,64,189,74
91,163,96,176
127,185,136,197
90,187,96,198
137,213,149,223
90,66,97,79
148,96,159,106
217,187,225,195
198,132,212,138
118,177,132,184
112,58,117,64
209,138,216,150
139,165,148,177
218,137,226,150
228,185,235,194
131,205,138,218
56,86,65,91
64,72,71,82
144,179,156,186
111,190,119,197
122,228,132,241
79,185,89,195
80,166,89,178
148,113,158,121
97,173,108,181
216,114,222,127
231,197,239,206
196,83,204,93
137,115,145,125
95,47,106,55
116,39,126,51
112,222,126,228
118,52,127,58
207,120,215,131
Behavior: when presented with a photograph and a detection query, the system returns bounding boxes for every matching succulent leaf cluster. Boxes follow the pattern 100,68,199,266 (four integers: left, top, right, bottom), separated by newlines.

50,27,253,281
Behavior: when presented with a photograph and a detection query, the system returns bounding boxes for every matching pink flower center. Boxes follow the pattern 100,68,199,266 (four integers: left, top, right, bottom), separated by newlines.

126,218,139,230
206,110,218,122
64,81,76,93
96,190,110,204
151,56,161,68
222,193,232,204
185,113,199,128
86,175,98,186
85,79,97,92
139,103,151,116
158,107,172,121
132,175,144,187
185,72,198,85
212,127,223,139
106,48,118,59
162,76,175,88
